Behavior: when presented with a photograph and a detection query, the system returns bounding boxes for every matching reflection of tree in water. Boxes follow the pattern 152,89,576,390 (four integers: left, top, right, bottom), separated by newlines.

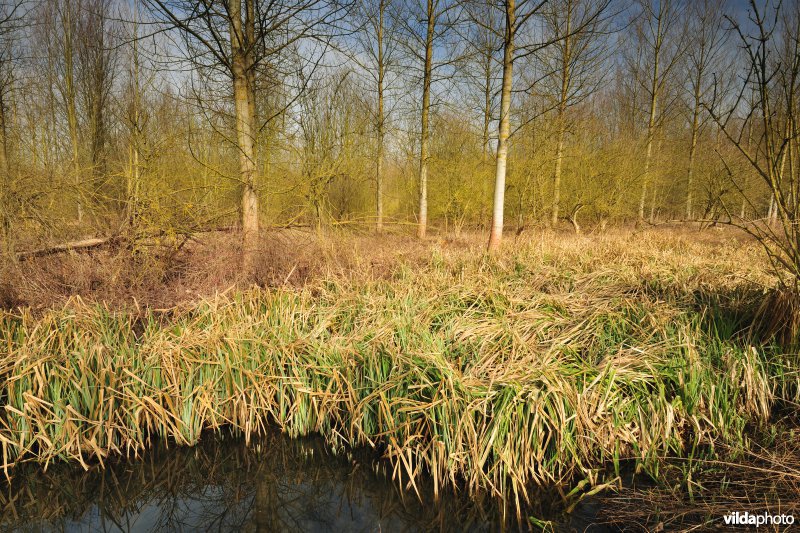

0,431,512,532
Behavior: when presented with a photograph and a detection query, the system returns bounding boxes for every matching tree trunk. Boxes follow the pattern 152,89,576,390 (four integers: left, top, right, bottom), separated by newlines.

569,205,583,234
551,126,565,228
639,6,663,225
0,91,10,261
488,0,514,252
639,111,657,224
314,197,322,234
417,0,434,239
127,1,141,229
230,0,260,274
127,139,140,228
63,0,82,223
87,5,108,181
649,180,657,222
376,0,385,233
482,46,492,161
768,194,775,224
376,117,384,232
787,115,796,222
481,42,492,223
771,124,790,227
686,98,700,220
551,3,571,228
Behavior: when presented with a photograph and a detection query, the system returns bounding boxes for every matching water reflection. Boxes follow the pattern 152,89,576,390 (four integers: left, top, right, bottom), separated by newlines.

0,432,512,532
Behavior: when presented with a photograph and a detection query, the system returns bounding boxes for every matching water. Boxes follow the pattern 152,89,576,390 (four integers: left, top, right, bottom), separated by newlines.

0,432,542,532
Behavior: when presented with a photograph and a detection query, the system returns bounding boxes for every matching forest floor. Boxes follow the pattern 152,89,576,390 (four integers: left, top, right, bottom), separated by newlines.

1,226,799,530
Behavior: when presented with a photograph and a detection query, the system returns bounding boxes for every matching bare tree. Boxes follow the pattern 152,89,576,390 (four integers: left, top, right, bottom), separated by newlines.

0,0,22,262
482,0,603,250
293,69,369,231
399,0,459,239
456,0,501,224
352,0,401,233
144,0,351,273
55,0,84,223
77,0,117,183
538,0,613,228
486,0,514,251
630,0,685,224
683,0,728,220
127,0,144,229
121,0,160,230
416,0,434,239
709,0,800,340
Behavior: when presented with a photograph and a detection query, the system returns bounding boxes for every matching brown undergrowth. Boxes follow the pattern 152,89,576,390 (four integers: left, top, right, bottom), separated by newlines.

1,226,759,313
2,227,442,311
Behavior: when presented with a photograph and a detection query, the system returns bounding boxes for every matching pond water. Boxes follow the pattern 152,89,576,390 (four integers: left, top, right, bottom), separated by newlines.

0,432,613,532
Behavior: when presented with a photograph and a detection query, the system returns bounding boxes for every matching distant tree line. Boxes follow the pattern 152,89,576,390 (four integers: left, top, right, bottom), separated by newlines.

0,0,797,269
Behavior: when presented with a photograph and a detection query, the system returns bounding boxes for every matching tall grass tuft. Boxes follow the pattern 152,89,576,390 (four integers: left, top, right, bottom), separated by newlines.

0,231,796,515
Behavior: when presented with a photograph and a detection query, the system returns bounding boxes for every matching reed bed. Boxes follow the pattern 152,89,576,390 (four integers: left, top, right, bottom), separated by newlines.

0,230,797,515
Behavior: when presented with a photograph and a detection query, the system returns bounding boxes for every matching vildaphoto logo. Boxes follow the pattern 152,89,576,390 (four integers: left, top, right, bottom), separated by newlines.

723,511,795,527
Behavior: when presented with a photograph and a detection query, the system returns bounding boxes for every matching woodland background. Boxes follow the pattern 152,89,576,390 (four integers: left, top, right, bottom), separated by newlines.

0,0,790,262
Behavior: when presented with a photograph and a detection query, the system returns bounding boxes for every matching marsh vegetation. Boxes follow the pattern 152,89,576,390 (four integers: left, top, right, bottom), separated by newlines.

2,0,800,530
2,229,799,530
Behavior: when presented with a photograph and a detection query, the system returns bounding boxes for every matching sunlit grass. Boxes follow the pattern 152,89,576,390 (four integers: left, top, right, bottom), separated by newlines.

1,230,797,516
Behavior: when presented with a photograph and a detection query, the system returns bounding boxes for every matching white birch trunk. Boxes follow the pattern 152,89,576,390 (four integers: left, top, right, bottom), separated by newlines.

376,0,385,233
417,0,434,239
488,0,514,252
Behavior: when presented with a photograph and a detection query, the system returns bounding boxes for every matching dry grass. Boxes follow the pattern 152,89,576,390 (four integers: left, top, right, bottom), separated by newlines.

597,420,800,531
2,228,430,310
0,228,797,519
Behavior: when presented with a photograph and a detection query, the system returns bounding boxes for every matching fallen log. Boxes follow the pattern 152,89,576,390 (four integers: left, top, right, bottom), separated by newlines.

14,226,237,261
16,237,114,261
